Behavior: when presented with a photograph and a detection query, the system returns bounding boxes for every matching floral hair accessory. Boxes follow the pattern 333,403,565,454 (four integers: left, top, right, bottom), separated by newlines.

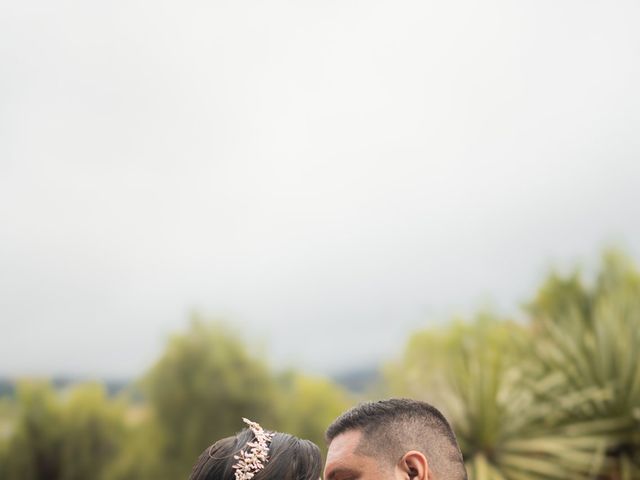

232,417,274,480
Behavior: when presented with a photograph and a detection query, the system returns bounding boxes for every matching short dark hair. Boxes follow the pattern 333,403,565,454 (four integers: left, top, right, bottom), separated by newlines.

190,427,322,480
326,398,467,480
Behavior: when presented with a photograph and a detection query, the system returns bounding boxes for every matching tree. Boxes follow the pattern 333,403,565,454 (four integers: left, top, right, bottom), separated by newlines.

109,317,353,479
143,319,281,478
102,412,166,480
1,382,62,480
2,382,125,480
276,372,352,452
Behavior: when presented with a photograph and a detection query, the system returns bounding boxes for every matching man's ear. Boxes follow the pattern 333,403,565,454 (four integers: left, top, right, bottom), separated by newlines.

398,451,430,480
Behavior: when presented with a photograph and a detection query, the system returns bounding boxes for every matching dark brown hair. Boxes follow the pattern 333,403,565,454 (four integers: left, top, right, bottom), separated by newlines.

189,427,322,480
326,398,467,480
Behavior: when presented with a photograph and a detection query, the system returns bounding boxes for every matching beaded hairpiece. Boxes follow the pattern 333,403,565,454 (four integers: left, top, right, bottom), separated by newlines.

232,418,274,480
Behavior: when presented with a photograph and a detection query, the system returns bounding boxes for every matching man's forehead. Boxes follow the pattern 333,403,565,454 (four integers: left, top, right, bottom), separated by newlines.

325,430,365,474
325,429,391,480
327,430,362,456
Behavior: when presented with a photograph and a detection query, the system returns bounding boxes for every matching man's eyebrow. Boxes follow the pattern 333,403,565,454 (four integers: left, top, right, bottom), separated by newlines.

325,467,359,480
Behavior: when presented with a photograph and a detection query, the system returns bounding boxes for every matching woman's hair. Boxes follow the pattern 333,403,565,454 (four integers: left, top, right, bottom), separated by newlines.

189,427,322,480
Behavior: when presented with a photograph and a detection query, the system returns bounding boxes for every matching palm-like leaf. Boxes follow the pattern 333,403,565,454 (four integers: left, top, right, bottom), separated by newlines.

527,291,640,479
387,315,613,479
387,251,640,479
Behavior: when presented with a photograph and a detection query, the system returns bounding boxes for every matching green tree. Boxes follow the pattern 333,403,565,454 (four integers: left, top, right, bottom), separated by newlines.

143,319,281,478
105,317,353,479
59,384,126,480
2,382,125,480
1,382,62,480
103,412,166,480
276,372,352,452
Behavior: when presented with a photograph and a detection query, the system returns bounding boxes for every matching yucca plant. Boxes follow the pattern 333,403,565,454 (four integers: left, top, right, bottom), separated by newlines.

448,318,622,480
526,273,640,478
476,251,640,479
387,314,609,479
386,250,640,480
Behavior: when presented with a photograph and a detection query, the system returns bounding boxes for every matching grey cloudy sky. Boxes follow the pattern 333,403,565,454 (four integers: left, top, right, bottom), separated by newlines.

1,0,640,378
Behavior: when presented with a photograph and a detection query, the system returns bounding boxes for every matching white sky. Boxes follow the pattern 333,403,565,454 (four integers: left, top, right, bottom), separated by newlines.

1,0,640,378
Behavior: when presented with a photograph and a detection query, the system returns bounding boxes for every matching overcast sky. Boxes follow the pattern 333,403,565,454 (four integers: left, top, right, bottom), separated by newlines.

1,0,640,378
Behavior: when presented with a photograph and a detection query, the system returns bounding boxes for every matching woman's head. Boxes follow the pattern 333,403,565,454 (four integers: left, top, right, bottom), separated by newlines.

189,420,322,480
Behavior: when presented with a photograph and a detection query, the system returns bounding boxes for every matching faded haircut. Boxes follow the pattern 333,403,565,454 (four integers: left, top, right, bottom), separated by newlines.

326,398,467,480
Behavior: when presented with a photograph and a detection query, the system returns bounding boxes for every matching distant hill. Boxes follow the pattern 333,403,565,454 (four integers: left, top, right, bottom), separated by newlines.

0,379,14,397
331,366,381,394
0,367,379,399
0,377,131,398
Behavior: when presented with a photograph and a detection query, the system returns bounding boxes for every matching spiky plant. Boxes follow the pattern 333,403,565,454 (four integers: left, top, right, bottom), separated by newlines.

387,251,640,480
444,317,621,480
387,314,610,479
525,257,640,479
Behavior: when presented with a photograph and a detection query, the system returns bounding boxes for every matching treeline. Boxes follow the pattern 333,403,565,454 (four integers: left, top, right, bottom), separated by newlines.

0,378,130,399
0,323,352,480
1,250,639,479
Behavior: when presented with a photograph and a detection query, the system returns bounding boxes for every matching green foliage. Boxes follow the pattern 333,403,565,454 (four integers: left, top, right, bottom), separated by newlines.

3,249,639,480
142,319,281,477
0,322,352,480
276,372,352,452
102,413,167,480
139,318,352,478
0,395,17,478
59,385,126,480
526,270,591,324
525,252,640,479
386,250,640,480
1,382,125,480
1,382,62,480
385,312,524,411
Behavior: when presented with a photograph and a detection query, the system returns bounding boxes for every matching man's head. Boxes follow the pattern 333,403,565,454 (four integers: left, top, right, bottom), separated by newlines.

324,398,467,480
